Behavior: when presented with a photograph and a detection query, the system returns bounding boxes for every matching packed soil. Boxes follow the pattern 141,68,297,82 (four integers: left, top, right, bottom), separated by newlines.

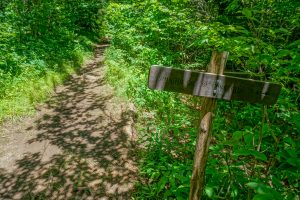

0,45,138,200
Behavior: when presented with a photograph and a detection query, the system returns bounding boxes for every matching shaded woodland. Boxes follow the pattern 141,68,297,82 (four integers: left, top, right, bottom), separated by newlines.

0,0,299,199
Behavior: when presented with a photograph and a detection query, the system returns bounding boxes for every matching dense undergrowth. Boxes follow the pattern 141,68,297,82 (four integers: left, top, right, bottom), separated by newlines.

0,0,105,122
103,1,299,199
1,0,299,199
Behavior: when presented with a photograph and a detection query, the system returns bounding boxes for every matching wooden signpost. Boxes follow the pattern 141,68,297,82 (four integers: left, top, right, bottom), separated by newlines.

147,51,281,200
148,66,281,105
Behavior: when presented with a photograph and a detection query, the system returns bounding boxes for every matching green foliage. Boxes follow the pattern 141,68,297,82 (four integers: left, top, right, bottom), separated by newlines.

0,0,106,122
103,0,299,199
1,0,298,199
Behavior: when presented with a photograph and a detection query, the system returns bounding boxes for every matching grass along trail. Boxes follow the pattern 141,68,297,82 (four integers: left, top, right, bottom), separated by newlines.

0,44,138,199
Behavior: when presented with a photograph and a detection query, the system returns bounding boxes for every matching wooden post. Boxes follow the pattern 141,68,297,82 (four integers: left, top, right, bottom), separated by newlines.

189,51,229,200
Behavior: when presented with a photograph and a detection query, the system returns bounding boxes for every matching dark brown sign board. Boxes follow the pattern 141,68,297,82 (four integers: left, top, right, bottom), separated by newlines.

224,72,264,80
176,70,263,80
148,65,281,105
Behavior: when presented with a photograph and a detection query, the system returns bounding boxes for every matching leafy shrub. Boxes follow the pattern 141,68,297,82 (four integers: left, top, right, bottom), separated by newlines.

0,0,106,122
104,0,299,199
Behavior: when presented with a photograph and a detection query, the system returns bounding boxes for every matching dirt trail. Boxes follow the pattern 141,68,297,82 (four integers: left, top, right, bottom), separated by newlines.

0,45,138,200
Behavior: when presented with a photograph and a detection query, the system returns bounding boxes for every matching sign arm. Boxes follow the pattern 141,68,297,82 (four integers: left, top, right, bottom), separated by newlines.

189,51,229,200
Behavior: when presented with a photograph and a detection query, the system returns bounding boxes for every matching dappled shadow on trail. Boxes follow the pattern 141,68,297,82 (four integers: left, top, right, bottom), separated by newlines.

0,45,137,199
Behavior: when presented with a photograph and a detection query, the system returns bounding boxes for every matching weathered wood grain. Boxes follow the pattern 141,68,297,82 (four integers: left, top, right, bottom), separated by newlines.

148,65,281,105
224,71,263,79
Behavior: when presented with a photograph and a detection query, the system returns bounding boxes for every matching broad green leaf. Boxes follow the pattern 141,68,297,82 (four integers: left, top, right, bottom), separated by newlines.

157,175,168,193
242,9,252,18
233,131,244,140
277,50,290,58
205,186,214,198
292,113,300,132
235,149,267,161
246,182,283,200
253,193,274,200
